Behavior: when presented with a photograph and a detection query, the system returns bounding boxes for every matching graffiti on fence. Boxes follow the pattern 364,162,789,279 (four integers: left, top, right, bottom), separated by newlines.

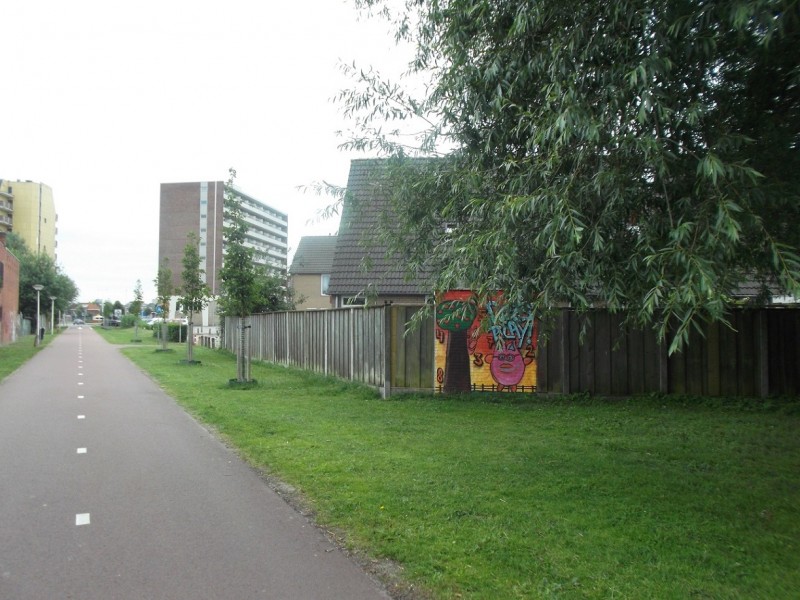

435,291,538,393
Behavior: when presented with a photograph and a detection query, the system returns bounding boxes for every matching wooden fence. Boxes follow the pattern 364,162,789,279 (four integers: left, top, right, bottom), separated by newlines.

226,307,799,398
224,305,434,396
537,308,800,397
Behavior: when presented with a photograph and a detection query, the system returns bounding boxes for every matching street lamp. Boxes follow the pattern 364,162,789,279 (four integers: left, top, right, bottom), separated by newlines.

33,284,43,346
50,296,57,334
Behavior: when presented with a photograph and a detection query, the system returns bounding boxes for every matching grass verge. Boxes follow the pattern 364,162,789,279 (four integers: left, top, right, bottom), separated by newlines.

0,331,60,381
95,324,162,346
113,342,799,599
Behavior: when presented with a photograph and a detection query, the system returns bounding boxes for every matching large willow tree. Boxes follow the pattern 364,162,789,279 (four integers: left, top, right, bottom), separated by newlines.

341,0,800,351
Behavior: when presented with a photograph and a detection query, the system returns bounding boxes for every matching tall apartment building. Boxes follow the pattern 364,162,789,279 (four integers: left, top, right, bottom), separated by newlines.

0,180,58,260
0,187,12,236
158,181,288,296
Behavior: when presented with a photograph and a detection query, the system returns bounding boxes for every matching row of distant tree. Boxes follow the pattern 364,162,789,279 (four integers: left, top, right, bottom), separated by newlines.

4,232,79,322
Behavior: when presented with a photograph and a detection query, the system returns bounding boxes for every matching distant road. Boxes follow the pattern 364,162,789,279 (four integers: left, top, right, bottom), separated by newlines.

0,326,390,599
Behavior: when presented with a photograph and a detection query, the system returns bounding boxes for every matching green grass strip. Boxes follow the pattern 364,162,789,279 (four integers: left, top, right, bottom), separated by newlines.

112,341,799,599
0,331,60,382
95,324,162,346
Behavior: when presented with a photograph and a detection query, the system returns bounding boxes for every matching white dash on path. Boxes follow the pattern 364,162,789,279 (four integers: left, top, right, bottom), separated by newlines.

77,448,87,454
78,382,84,386
77,415,85,420
76,513,90,526
77,395,84,399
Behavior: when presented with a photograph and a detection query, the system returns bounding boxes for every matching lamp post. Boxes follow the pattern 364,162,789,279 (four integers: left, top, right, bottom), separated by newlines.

33,284,44,346
50,296,57,335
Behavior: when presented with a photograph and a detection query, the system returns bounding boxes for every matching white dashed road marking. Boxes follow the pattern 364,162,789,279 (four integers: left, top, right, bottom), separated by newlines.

75,514,90,526
77,448,87,454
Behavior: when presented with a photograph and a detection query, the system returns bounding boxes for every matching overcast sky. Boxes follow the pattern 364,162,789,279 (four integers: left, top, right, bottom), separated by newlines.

3,0,414,304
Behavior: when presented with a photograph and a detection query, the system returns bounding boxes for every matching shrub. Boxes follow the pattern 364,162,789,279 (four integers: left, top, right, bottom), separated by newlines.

151,323,188,342
121,314,138,328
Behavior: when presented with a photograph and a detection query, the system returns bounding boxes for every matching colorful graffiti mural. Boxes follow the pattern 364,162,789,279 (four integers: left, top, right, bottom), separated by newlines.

435,291,538,393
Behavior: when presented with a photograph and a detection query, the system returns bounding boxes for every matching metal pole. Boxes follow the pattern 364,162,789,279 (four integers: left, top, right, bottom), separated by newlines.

50,296,56,334
33,284,43,346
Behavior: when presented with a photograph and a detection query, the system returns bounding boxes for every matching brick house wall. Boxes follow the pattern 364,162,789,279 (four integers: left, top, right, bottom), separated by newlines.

0,240,20,344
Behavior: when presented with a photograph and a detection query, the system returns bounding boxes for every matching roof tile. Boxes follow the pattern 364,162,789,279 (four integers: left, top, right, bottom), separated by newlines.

328,159,431,297
289,236,338,274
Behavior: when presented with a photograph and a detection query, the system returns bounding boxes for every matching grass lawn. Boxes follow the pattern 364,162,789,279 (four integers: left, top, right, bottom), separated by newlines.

0,329,60,381
96,330,799,599
94,323,162,346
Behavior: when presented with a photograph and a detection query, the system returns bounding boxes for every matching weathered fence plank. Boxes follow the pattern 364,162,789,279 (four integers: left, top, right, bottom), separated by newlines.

226,307,798,397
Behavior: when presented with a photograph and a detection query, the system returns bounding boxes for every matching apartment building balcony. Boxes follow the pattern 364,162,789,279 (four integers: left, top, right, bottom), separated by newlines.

245,227,288,250
242,214,288,241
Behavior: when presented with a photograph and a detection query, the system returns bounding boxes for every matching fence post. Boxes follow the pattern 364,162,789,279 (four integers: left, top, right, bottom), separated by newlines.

658,338,669,394
382,306,392,399
756,310,769,397
350,309,355,382
560,310,571,394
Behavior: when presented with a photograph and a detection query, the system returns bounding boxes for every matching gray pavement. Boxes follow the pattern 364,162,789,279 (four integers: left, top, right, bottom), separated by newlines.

0,326,390,599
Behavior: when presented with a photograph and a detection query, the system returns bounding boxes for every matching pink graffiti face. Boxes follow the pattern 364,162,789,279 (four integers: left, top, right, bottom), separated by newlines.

489,347,526,386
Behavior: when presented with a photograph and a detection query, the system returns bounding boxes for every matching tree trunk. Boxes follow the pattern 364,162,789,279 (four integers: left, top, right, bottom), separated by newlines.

161,321,168,350
244,322,251,382
186,310,194,362
237,316,246,382
444,329,471,393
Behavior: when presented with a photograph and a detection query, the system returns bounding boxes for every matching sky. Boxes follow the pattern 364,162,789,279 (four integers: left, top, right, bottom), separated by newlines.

3,0,416,304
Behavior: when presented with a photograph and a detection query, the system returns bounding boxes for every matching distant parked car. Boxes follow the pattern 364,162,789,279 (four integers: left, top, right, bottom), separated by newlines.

147,317,164,326
92,315,103,323
73,318,84,325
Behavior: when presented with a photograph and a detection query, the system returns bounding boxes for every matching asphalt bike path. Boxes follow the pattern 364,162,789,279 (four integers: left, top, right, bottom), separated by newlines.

0,326,390,599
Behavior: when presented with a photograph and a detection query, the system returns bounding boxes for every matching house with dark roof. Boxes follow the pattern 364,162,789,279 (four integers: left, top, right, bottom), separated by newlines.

289,235,338,309
733,280,798,305
327,159,431,307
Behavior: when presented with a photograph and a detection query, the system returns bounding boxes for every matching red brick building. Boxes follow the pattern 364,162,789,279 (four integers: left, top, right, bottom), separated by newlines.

0,240,20,344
